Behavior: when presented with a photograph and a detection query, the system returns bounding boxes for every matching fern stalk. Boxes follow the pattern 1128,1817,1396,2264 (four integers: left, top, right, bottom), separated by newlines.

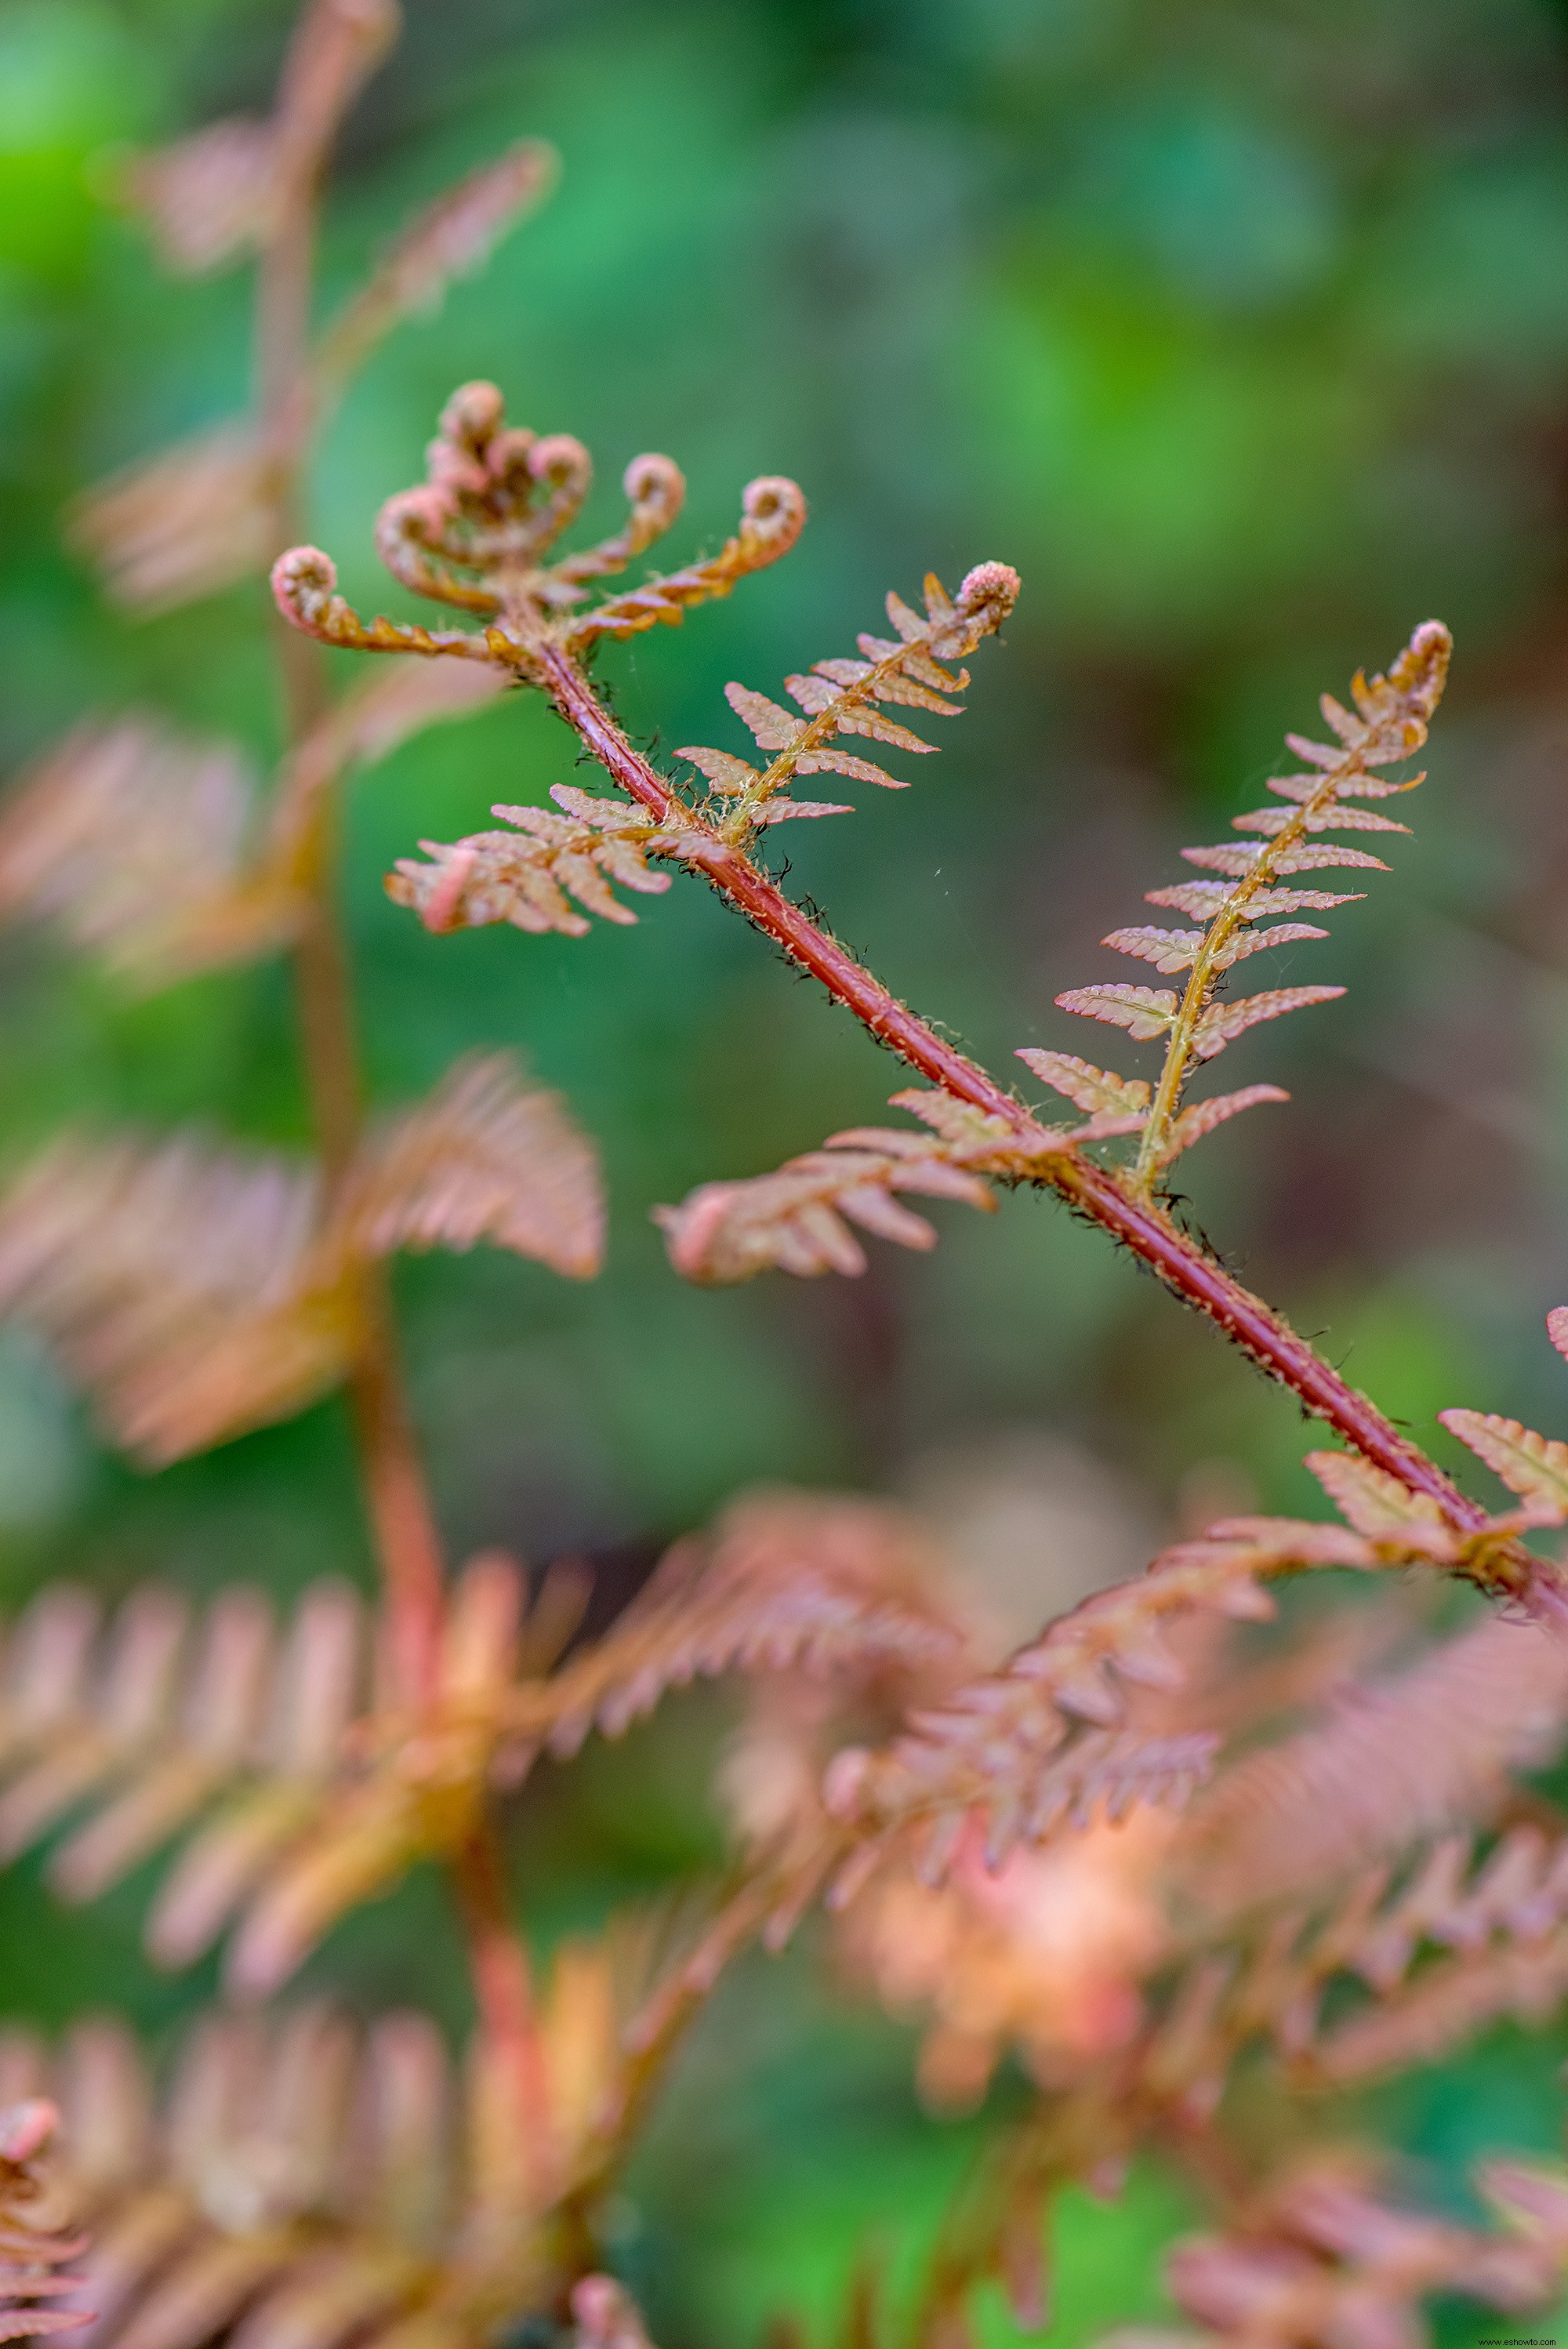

532,643,1495,1548
252,31,445,1713
249,3,539,2101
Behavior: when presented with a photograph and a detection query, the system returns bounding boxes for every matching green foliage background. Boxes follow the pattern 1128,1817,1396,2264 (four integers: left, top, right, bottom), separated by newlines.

3,0,1568,2340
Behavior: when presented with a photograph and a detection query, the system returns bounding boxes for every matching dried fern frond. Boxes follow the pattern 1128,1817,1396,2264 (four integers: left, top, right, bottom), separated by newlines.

0,1055,601,1461
0,1995,636,2349
673,563,1020,841
1144,1825,1568,2105
0,718,295,986
816,1458,1566,1912
0,665,509,990
0,2101,90,2343
503,1490,965,1762
653,1088,1083,1287
313,144,557,398
343,1056,602,1278
1028,623,1451,1194
115,0,397,277
0,1559,546,1997
273,382,804,659
387,790,677,939
0,1574,368,1972
70,427,277,615
1189,1614,1568,1912
1299,1826,1568,2082
1103,2153,1568,2349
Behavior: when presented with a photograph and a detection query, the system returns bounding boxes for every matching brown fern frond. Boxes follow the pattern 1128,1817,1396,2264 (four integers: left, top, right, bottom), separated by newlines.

274,382,806,661
0,1500,962,1996
503,1491,964,1762
0,720,282,983
1036,623,1450,1192
0,1056,601,1461
312,144,558,398
0,667,509,989
0,2101,90,2343
1148,1827,1568,2100
387,790,677,938
671,564,1020,841
1189,1614,1568,1911
653,1087,1094,1287
818,1475,1560,1908
1104,2153,1568,2349
1439,1408,1568,1519
0,1574,366,1966
70,428,277,615
343,1056,603,1279
6,1997,623,2349
1299,1827,1568,2082
115,0,397,278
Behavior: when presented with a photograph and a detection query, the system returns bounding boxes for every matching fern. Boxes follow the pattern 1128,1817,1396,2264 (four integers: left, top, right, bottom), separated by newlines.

0,2101,89,2343
1036,621,1450,1191
1102,2154,1568,2349
1190,1613,1568,1911
387,790,675,938
0,1058,600,1461
673,565,1019,837
0,1990,662,2349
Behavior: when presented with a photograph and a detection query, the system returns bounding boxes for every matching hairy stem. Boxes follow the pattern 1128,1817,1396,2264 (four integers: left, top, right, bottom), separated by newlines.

534,643,1488,1535
256,172,448,1710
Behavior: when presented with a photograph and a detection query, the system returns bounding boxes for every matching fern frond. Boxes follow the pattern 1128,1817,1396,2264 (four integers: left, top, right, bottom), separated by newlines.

671,565,1020,841
1108,2154,1568,2349
1156,1087,1290,1167
1190,1614,1568,1910
821,1473,1563,1906
0,666,507,989
1439,1408,1568,1520
1040,622,1450,1193
115,0,397,278
0,2101,89,2342
312,144,557,398
1301,1827,1568,2083
0,719,283,983
274,383,806,660
1305,1450,1445,1535
387,790,677,937
0,1057,601,1461
0,1574,365,1967
70,427,276,615
652,1085,1102,1285
503,1492,964,1760
343,1056,602,1276
1189,986,1345,1061
1014,1052,1150,1118
8,1993,636,2349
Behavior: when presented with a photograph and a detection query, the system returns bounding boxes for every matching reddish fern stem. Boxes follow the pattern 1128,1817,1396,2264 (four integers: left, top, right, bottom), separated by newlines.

535,641,1486,1536
451,1822,556,2199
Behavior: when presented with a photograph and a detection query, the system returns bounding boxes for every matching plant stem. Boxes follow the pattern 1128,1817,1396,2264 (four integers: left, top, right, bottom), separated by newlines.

253,59,543,2133
452,1821,556,2198
256,168,448,1710
533,642,1488,1536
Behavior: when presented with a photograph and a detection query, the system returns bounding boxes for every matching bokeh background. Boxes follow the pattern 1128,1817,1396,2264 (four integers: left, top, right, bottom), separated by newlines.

4,0,1568,2340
